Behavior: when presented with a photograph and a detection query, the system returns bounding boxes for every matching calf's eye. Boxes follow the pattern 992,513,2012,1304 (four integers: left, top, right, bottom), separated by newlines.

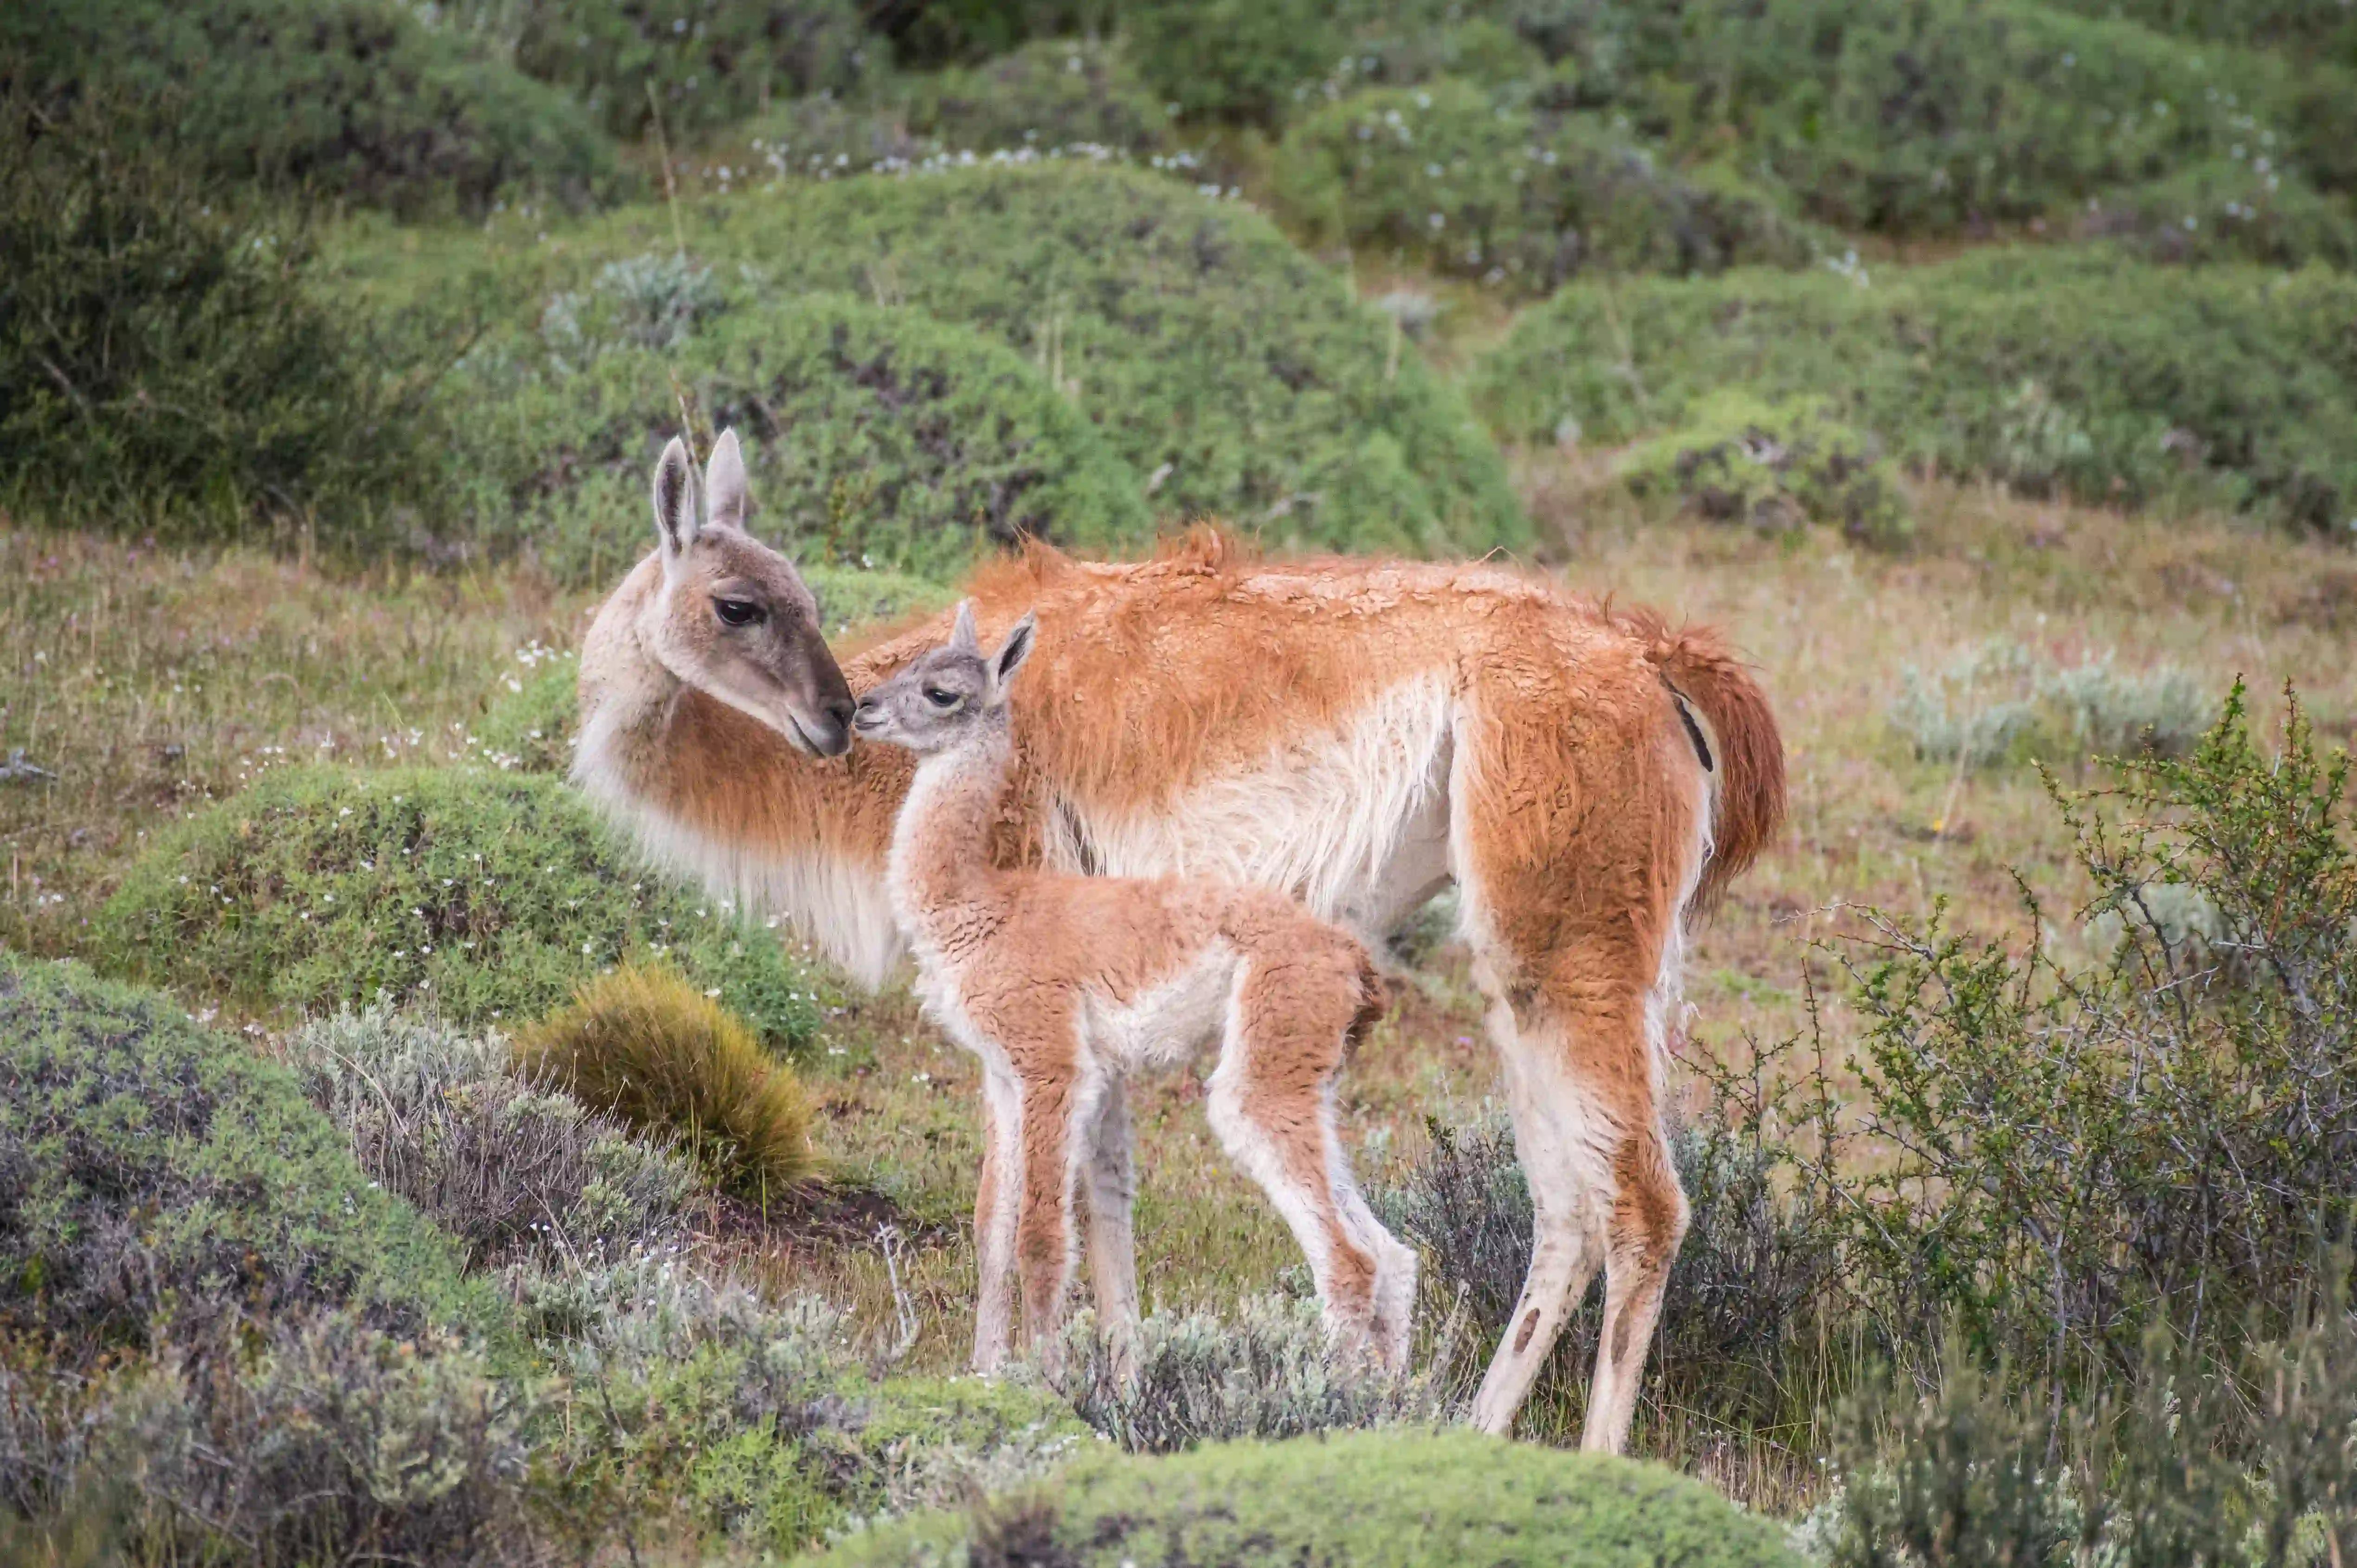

924,688,959,708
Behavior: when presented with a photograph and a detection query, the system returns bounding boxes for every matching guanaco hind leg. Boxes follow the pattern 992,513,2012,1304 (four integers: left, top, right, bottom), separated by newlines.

1204,949,1409,1365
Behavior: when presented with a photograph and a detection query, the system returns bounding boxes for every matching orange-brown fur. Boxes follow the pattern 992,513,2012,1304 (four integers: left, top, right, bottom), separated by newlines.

579,500,1786,1449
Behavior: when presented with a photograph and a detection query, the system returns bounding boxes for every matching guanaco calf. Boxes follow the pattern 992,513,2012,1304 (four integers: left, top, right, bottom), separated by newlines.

854,602,1415,1372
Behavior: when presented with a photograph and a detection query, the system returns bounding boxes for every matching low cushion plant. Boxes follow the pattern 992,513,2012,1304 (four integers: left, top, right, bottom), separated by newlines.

90,766,827,1050
0,953,488,1355
1473,247,2357,531
805,1428,1807,1566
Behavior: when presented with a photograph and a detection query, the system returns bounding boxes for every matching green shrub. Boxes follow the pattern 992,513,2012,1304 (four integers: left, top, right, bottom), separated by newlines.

1318,3,1546,89
1649,0,2349,252
89,765,827,1049
443,287,1150,582
2040,0,2357,66
1049,1295,1457,1453
514,964,816,1201
0,0,619,216
293,1009,704,1268
808,1429,1809,1566
911,37,1175,155
613,164,1527,555
435,0,874,142
0,954,484,1355
2083,160,2357,270
0,93,438,548
1825,1310,2357,1567
1125,0,1340,125
0,1310,542,1568
1473,249,2357,530
1618,390,1909,545
527,1256,1086,1554
1272,79,1817,294
1829,685,2357,1379
873,0,1124,67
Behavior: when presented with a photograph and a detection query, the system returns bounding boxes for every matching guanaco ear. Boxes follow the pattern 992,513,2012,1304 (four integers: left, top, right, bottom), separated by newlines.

652,435,702,570
705,428,749,533
988,611,1036,699
948,599,982,656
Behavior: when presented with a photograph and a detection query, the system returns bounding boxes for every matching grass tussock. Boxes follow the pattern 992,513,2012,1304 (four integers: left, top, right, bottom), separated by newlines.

516,963,817,1202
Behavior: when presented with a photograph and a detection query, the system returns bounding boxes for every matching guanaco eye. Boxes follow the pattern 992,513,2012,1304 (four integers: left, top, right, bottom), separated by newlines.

923,687,960,708
713,598,764,627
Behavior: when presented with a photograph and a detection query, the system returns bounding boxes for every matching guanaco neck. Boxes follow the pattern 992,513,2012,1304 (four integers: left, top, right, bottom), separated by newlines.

886,716,1017,946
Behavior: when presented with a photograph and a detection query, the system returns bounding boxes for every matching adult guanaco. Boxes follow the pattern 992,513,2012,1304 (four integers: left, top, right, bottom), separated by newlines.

577,429,1784,1451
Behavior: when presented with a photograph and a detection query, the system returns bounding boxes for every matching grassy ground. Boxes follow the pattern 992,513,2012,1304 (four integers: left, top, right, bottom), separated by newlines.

7,450,2354,1505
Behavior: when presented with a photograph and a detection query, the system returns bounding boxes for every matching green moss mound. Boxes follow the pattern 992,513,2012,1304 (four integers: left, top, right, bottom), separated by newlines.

601,164,1526,556
1272,78,1817,295
0,0,620,216
1474,249,2357,531
443,287,1149,583
90,767,826,1050
0,953,486,1354
805,1429,1804,1566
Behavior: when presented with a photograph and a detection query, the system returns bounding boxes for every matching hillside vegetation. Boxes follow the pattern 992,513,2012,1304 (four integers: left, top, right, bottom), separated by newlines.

3,0,2356,1562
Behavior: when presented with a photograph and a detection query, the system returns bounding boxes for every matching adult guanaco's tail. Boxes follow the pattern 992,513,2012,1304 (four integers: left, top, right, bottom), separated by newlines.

1620,610,1788,907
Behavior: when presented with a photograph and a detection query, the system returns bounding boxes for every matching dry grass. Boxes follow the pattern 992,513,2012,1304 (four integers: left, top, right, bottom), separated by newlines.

514,962,817,1201
0,519,584,956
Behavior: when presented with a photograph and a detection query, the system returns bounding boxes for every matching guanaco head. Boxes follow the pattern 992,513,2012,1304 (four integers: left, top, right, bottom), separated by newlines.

852,600,1035,756
639,429,857,757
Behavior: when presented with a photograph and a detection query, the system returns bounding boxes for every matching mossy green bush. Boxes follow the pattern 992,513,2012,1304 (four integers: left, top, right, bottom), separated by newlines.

588,164,1526,555
2040,0,2357,66
0,1308,542,1568
1619,391,1909,546
912,37,1175,155
1649,0,2355,257
806,1430,1807,1566
1125,0,1339,125
442,287,1149,582
0,0,619,216
1474,248,2357,531
1272,79,1816,294
90,766,826,1049
0,92,438,548
0,954,486,1355
1318,3,1546,89
2084,160,2357,269
527,1258,1088,1554
515,964,816,1200
434,0,873,142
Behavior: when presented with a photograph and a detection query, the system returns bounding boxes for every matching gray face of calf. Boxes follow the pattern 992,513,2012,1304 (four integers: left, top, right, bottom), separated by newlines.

852,600,1035,757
